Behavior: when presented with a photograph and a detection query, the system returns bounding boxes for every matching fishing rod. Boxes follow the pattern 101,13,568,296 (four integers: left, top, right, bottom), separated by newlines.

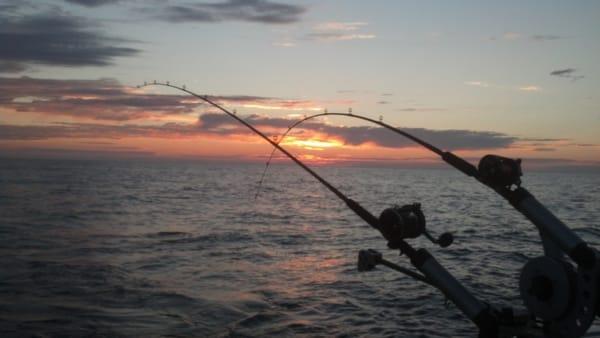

259,110,597,265
258,110,600,337
138,82,403,246
138,81,598,337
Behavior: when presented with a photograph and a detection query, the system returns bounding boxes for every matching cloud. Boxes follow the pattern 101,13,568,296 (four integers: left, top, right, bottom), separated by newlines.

0,76,322,121
306,33,375,42
306,21,375,42
518,85,541,92
0,11,139,72
196,113,518,150
0,77,200,121
395,107,446,112
314,22,367,31
531,34,563,41
0,62,27,73
502,32,521,40
550,68,576,77
0,76,522,152
464,81,490,87
272,41,296,48
465,81,543,92
0,0,26,13
488,32,565,42
155,0,306,24
521,137,569,142
489,32,520,41
0,122,203,141
0,111,519,151
550,68,584,81
64,0,120,7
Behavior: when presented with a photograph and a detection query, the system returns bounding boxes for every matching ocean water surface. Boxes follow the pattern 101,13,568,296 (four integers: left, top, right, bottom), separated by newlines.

1,159,599,337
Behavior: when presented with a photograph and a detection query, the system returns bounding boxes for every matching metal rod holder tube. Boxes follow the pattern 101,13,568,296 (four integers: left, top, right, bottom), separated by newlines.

516,193,593,267
414,250,487,321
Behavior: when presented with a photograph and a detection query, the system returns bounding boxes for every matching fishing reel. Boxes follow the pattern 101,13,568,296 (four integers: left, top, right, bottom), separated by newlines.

518,249,600,337
478,154,522,188
379,203,454,249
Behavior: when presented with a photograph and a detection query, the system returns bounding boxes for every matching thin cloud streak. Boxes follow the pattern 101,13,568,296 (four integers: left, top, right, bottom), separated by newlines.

550,68,584,81
464,81,490,87
531,34,563,41
519,85,542,92
306,21,376,42
64,0,120,7
155,0,306,24
314,22,368,31
465,81,542,92
306,33,376,41
0,62,27,73
0,76,321,121
488,32,565,42
197,113,518,150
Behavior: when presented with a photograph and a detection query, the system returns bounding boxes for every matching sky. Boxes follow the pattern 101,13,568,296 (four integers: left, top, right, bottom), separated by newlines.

0,0,599,170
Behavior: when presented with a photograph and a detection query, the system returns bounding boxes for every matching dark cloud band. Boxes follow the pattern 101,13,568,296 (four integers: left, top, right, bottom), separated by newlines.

0,76,296,121
64,0,120,7
1,76,517,151
550,68,584,81
196,113,517,151
0,11,139,72
156,0,305,24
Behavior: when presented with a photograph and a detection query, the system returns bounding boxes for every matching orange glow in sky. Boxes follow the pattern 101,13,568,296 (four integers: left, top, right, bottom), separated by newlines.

0,1,599,171
282,137,344,150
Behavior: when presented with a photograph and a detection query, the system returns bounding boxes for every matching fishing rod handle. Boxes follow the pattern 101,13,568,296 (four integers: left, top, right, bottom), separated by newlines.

410,249,496,336
510,188,595,268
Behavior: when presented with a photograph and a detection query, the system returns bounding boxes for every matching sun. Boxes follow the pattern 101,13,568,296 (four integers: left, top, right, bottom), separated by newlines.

282,137,344,150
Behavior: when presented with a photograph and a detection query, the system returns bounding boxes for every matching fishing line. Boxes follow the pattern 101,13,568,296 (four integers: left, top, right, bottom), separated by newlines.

254,132,288,200
138,82,399,248
254,112,447,199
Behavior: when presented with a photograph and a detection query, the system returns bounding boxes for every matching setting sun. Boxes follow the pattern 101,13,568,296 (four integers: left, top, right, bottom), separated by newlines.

282,137,344,150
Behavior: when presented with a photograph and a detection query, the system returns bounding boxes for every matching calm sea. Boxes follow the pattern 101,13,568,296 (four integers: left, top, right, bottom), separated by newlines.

1,159,599,337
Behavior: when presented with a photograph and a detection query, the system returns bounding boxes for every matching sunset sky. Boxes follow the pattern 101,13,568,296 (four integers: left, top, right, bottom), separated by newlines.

1,0,599,169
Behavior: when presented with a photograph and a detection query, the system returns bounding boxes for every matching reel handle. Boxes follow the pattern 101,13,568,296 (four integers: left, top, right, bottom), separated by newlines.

424,230,454,248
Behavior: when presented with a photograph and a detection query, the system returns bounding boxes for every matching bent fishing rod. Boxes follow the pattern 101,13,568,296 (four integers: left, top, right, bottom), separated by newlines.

261,110,600,337
139,81,599,338
258,111,590,263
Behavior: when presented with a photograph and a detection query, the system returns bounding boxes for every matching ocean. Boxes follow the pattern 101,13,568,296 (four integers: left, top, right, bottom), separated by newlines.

1,158,599,337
